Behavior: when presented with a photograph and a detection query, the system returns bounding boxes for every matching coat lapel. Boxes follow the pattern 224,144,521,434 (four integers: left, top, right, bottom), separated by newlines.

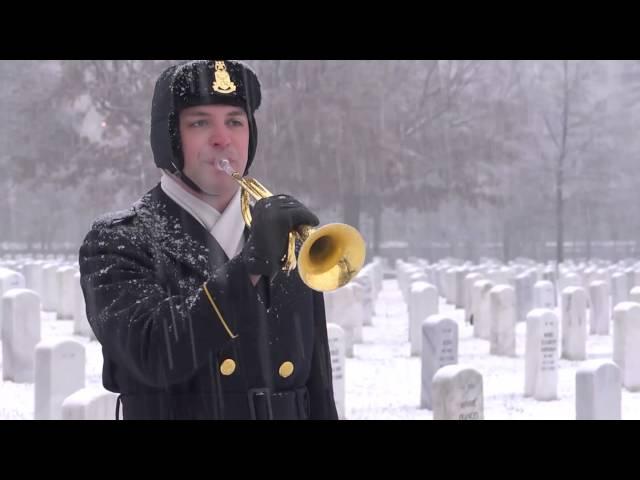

141,185,233,276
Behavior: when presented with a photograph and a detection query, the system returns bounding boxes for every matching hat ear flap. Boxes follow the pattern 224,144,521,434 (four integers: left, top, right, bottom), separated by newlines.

245,113,258,175
168,111,183,173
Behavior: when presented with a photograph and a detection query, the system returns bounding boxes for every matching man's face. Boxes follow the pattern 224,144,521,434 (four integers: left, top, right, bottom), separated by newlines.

178,104,250,196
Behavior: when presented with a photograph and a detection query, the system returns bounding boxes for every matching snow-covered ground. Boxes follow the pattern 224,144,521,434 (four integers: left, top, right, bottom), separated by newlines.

2,277,640,420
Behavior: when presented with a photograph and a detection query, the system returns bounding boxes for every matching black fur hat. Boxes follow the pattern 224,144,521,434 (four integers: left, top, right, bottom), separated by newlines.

150,60,261,176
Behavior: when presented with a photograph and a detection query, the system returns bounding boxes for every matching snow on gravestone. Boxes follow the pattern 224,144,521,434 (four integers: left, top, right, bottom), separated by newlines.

2,289,41,383
589,281,610,335
489,285,516,357
409,281,438,356
561,287,587,361
473,279,494,340
432,365,484,420
420,315,458,410
62,386,119,420
34,338,86,420
533,280,555,309
613,302,640,391
576,360,621,420
525,309,558,401
327,324,346,419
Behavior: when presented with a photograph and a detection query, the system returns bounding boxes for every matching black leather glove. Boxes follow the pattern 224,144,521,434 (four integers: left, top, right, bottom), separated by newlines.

242,194,319,277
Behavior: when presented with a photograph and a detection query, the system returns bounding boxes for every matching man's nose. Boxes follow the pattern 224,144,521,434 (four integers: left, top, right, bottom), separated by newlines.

208,126,231,148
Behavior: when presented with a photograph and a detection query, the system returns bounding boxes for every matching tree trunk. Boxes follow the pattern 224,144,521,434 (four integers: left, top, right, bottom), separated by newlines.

555,156,564,265
585,201,592,261
372,200,382,256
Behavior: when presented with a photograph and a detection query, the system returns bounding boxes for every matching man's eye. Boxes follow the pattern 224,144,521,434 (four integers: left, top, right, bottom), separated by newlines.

190,120,208,128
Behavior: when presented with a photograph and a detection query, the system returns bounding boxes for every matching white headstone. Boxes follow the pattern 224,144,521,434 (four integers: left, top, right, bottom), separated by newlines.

613,302,640,392
406,270,428,302
542,266,556,286
34,338,86,420
589,281,610,335
0,268,25,340
625,268,636,294
327,324,346,419
633,270,640,293
576,360,621,420
420,315,458,410
22,262,44,296
464,273,482,324
612,272,629,309
409,281,438,356
61,386,119,420
454,268,468,308
349,282,365,344
41,263,60,312
444,268,457,305
2,288,41,382
533,280,556,309
525,309,558,401
582,267,598,292
352,274,373,326
432,365,484,420
561,287,587,361
489,285,516,357
57,266,77,320
473,279,494,340
324,285,361,358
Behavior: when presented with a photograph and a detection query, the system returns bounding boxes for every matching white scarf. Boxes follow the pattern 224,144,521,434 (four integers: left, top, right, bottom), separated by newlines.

160,172,246,260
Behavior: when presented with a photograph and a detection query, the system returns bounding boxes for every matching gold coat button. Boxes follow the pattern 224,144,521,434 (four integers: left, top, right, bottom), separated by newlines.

279,361,295,378
220,359,236,376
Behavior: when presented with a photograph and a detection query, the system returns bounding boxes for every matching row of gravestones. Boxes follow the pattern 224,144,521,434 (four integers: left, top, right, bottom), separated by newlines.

0,275,114,419
0,263,93,338
9,332,116,420
397,260,640,419
398,257,640,321
418,310,630,420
